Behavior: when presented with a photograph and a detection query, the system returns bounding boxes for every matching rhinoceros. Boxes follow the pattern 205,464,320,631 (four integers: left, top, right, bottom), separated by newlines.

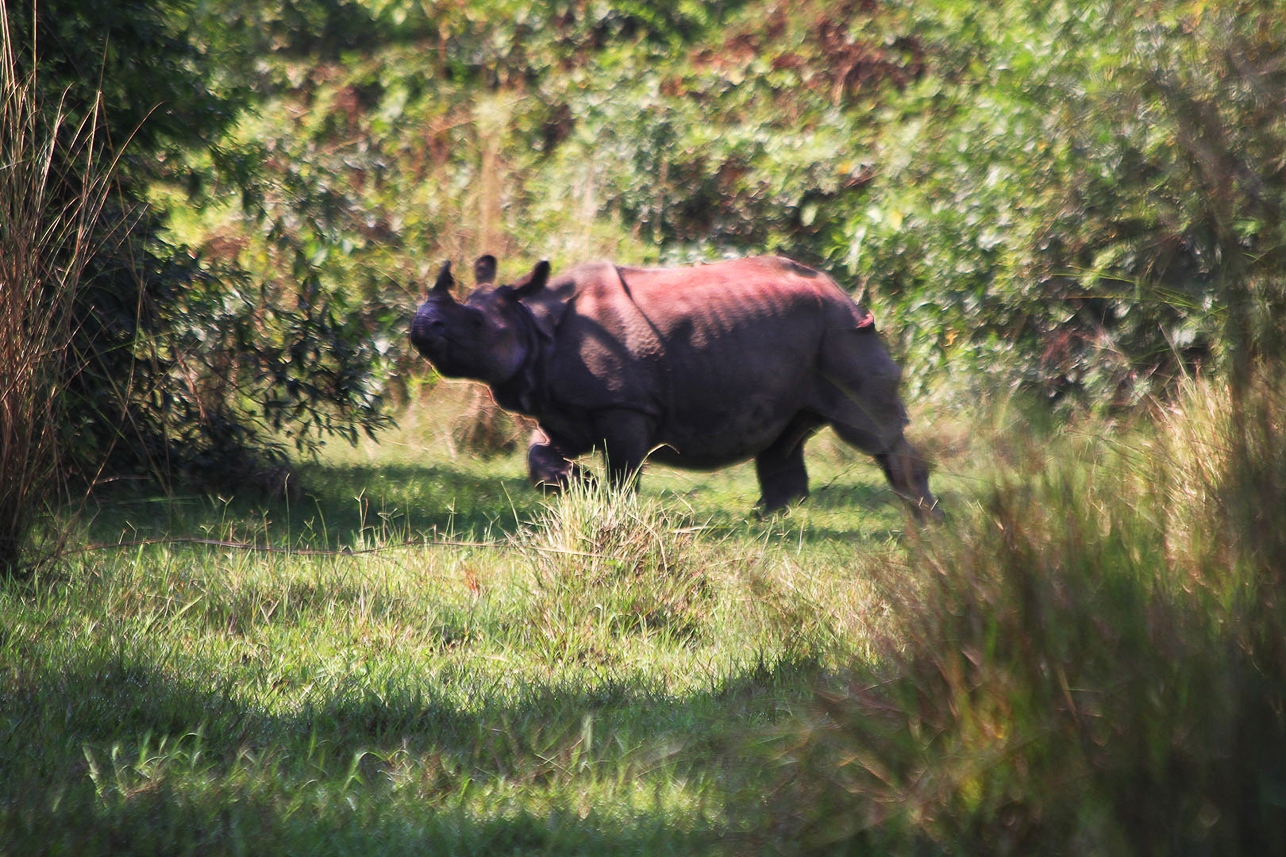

409,254,938,517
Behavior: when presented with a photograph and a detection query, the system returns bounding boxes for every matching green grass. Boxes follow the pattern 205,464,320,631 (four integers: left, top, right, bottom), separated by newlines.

0,403,928,855
14,381,1284,855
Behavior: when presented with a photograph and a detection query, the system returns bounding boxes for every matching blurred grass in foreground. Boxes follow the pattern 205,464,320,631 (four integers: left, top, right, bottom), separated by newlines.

771,370,1286,855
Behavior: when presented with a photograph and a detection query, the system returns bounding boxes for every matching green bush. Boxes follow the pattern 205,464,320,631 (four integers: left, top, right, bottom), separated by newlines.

51,0,1283,472
822,0,1286,405
4,0,397,494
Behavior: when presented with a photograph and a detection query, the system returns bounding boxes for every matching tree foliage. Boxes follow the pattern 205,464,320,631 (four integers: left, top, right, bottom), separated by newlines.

840,0,1286,404
5,0,394,493
172,0,1286,418
15,0,1284,498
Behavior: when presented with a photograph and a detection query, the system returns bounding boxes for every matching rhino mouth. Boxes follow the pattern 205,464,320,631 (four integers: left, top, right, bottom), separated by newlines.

410,313,449,361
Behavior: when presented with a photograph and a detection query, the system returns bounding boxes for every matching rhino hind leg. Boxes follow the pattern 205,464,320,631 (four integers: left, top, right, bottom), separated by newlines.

755,415,821,513
829,417,940,520
814,352,939,518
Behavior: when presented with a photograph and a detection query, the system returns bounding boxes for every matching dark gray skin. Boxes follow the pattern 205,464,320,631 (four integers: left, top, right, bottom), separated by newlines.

410,255,939,518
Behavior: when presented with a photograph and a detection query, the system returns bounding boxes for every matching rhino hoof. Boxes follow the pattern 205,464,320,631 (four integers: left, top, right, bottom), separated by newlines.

533,462,596,495
911,499,946,524
754,496,804,519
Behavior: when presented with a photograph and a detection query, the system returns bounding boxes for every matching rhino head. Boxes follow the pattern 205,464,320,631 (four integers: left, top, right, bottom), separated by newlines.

410,256,550,385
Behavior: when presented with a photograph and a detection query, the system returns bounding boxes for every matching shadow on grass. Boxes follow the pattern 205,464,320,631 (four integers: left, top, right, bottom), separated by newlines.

0,647,820,855
80,457,912,554
806,481,896,511
80,462,547,551
663,495,912,550
300,461,546,539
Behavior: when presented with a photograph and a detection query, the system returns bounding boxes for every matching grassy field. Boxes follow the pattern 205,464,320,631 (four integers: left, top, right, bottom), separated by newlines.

0,388,946,855
6,378,1286,854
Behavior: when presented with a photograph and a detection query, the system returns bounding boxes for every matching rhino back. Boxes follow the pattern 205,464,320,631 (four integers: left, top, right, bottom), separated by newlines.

545,257,850,463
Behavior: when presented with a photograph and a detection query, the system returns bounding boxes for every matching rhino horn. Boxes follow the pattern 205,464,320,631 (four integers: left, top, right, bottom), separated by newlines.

432,260,456,297
511,260,550,299
474,254,497,286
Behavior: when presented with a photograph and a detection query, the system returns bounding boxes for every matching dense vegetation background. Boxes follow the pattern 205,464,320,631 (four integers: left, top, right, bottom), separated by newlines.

16,0,1286,496
4,0,1286,852
179,0,1286,404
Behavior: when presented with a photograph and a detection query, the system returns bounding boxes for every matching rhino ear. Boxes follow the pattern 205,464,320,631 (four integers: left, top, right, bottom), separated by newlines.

432,260,456,296
511,260,550,300
474,254,497,287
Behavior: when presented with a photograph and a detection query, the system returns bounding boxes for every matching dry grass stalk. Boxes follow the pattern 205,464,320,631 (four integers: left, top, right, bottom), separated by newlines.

0,2,114,575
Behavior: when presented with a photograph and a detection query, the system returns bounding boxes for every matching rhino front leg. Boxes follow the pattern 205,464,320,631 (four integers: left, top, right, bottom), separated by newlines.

527,428,591,493
592,408,657,490
755,442,809,514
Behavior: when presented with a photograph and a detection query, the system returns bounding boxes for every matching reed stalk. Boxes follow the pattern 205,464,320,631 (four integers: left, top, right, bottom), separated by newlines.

0,1,113,576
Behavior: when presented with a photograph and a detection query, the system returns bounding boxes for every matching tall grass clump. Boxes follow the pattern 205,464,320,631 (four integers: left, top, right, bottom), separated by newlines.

0,6,112,577
520,477,717,660
770,371,1286,855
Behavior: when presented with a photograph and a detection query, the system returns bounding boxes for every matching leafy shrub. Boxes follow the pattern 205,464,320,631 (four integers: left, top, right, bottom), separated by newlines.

522,0,1286,407
4,0,396,493
107,0,1286,468
830,0,1286,406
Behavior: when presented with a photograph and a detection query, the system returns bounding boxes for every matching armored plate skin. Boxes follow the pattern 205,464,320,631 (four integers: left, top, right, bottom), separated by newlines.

411,255,937,517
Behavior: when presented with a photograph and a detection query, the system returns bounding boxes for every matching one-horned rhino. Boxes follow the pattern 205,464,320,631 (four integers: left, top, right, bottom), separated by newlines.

409,255,939,518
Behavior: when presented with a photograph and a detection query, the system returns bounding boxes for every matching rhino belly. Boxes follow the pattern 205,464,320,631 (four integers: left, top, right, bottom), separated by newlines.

645,338,817,465
654,389,812,468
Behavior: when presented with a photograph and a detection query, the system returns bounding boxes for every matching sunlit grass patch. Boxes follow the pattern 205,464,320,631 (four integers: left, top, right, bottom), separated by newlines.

2,422,896,854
